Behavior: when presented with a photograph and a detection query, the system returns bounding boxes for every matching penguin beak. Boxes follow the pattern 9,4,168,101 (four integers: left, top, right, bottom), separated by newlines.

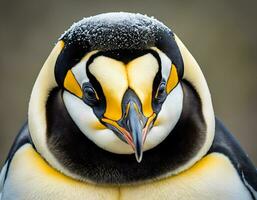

124,101,144,162
102,100,156,163
124,102,156,162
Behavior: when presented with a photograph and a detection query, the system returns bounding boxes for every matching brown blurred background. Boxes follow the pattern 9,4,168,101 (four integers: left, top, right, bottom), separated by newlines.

0,0,256,167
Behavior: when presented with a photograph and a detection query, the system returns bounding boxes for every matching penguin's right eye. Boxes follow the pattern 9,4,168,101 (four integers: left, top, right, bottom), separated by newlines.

84,87,96,100
82,83,99,106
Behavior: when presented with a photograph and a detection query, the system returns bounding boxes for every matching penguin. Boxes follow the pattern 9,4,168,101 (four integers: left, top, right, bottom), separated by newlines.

0,12,256,200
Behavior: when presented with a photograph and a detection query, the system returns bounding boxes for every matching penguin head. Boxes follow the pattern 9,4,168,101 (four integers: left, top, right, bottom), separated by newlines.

29,12,215,183
49,13,185,163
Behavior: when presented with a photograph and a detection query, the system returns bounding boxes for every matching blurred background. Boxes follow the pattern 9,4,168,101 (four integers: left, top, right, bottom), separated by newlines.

0,0,256,167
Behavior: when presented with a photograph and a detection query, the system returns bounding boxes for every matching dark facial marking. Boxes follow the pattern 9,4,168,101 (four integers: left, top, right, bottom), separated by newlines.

55,41,89,87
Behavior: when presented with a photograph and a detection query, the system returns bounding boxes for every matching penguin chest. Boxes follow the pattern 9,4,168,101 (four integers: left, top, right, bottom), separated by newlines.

2,145,252,200
122,152,252,200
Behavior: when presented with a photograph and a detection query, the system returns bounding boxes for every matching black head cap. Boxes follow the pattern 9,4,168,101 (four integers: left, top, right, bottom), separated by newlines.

55,12,183,86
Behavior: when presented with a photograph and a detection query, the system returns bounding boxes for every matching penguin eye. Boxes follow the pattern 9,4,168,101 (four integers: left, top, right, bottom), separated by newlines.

155,82,166,102
84,87,96,100
82,83,98,106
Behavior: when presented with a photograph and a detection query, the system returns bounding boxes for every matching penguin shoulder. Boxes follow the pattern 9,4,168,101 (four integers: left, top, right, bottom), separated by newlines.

0,122,32,197
209,118,257,198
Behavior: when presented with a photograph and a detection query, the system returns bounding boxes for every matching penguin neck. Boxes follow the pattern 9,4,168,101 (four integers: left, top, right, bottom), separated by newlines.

44,80,210,185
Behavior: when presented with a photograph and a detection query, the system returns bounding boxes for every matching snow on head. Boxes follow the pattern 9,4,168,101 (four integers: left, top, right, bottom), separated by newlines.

60,12,172,51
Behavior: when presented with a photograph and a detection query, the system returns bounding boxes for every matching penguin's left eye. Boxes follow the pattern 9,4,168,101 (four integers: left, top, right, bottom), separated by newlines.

155,82,167,102
82,83,98,106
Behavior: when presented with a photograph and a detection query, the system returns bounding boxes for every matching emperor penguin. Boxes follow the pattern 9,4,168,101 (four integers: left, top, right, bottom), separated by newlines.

0,12,256,200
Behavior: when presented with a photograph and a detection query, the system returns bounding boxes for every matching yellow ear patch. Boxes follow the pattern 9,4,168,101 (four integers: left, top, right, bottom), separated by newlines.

64,70,83,98
166,64,179,94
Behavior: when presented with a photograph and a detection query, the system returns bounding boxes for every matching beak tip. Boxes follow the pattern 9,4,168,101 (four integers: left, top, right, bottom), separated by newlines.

135,151,143,163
